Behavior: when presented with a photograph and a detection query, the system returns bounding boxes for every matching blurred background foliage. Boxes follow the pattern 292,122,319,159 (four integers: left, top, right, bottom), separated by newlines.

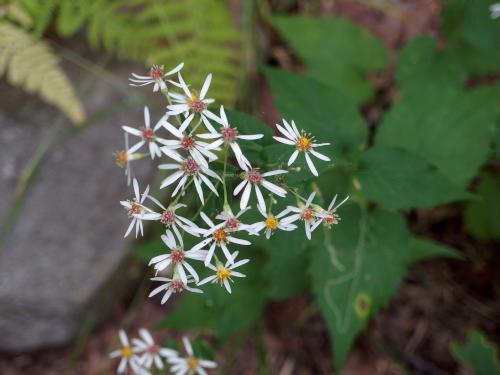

0,0,243,123
0,0,499,374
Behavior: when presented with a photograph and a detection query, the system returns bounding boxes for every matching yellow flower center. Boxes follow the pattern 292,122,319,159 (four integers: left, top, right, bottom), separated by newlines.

297,135,312,152
265,216,279,231
213,228,228,243
217,267,231,282
187,356,199,369
115,151,128,168
122,346,133,358
187,91,199,106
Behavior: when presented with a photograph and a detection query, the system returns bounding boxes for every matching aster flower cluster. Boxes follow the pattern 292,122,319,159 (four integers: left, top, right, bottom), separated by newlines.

109,328,216,375
116,63,349,305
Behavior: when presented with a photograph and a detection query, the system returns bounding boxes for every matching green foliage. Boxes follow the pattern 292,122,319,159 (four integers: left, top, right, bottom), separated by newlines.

465,172,500,241
311,206,463,371
0,21,85,124
396,36,467,96
273,15,388,104
376,84,499,187
409,236,464,262
157,254,267,341
263,67,367,156
52,0,242,104
451,330,500,375
442,0,500,75
357,146,471,210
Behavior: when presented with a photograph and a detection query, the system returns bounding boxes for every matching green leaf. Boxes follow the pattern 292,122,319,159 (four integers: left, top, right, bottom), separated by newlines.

157,254,267,341
442,0,500,75
396,36,467,96
310,204,463,372
465,172,500,241
273,16,388,103
357,146,472,210
409,236,464,262
263,67,368,155
451,330,500,375
265,228,310,300
376,84,499,187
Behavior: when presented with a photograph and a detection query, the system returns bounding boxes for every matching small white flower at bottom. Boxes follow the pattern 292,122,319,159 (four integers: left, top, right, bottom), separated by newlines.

198,251,249,294
109,330,149,375
132,328,177,371
284,192,329,240
233,169,287,212
120,179,161,237
148,276,202,304
273,119,331,176
251,206,297,239
167,337,217,375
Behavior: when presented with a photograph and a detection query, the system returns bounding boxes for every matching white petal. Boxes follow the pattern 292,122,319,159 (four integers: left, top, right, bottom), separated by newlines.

305,153,318,176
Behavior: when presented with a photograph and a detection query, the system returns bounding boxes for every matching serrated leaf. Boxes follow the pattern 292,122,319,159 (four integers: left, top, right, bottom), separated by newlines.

311,204,462,372
157,254,266,341
263,67,368,157
465,172,500,241
376,84,499,187
451,330,500,375
396,36,467,96
357,146,472,210
273,16,388,103
442,0,500,75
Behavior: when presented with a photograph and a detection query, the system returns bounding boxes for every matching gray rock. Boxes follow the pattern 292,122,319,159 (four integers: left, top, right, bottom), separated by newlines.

0,63,161,352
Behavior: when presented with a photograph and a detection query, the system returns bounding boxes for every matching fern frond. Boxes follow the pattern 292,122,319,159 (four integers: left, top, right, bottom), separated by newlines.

0,22,85,124
53,0,242,105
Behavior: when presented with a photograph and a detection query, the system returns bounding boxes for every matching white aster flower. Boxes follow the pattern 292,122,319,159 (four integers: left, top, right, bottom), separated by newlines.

191,212,251,266
233,168,287,212
122,106,170,160
197,106,263,170
146,197,202,238
490,3,500,18
120,179,161,238
114,132,136,186
251,206,297,239
160,114,219,168
109,330,147,375
159,154,222,204
167,73,216,128
168,337,217,375
312,194,349,231
132,328,177,371
148,231,207,283
198,251,249,294
273,119,331,176
214,207,256,235
129,63,184,92
284,192,329,240
149,275,202,305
